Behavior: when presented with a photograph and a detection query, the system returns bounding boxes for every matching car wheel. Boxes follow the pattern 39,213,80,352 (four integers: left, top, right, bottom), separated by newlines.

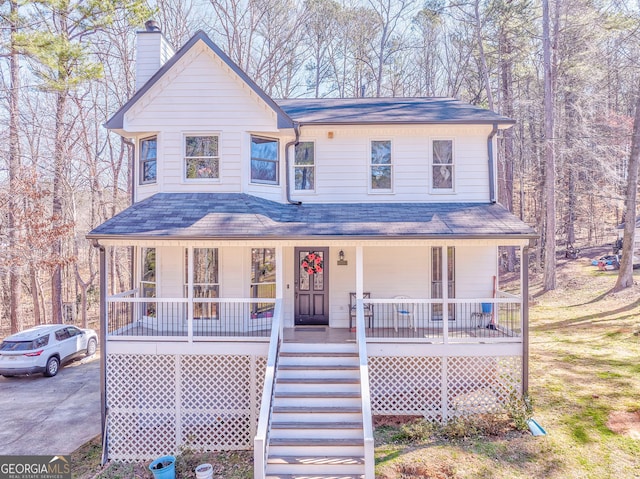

44,357,60,377
86,338,97,357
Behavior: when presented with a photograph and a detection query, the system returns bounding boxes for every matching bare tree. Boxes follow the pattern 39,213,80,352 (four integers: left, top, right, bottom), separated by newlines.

613,90,640,291
542,0,557,290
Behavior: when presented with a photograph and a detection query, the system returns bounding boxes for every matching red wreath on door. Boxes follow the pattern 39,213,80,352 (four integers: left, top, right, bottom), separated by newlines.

301,252,323,274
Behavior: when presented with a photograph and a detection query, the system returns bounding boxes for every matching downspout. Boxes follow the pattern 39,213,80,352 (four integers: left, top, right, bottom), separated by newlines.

522,243,531,396
487,123,499,203
285,123,302,205
91,239,109,465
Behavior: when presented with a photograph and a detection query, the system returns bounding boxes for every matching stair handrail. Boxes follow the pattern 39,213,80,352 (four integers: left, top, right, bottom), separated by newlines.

253,299,282,479
356,299,375,479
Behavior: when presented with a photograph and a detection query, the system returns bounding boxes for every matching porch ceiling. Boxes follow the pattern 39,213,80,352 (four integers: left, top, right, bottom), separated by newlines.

87,193,536,242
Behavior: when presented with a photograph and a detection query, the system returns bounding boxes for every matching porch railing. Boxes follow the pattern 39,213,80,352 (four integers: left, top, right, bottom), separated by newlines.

356,299,375,479
107,289,276,339
254,299,283,479
363,295,522,342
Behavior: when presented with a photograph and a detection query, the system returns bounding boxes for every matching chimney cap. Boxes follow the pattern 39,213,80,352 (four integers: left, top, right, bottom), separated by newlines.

144,20,161,32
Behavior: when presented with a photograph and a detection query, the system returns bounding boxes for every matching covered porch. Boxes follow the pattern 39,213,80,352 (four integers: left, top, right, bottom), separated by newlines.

100,241,527,345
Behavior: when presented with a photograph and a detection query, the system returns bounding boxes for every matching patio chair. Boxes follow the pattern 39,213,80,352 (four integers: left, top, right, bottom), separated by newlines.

393,295,415,332
349,292,374,329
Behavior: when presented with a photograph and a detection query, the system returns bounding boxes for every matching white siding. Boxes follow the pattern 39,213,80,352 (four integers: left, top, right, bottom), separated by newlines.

157,246,184,298
125,41,284,203
288,125,495,204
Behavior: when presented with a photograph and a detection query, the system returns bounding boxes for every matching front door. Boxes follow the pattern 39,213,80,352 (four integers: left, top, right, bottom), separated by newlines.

294,247,329,325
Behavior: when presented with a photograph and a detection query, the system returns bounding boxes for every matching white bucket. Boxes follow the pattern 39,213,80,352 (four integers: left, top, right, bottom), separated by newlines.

195,463,213,479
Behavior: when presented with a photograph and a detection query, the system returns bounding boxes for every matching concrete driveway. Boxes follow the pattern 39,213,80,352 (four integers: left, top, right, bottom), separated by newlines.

0,354,100,455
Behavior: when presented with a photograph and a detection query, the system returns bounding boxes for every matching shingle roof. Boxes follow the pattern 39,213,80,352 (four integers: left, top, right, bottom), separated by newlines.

87,193,536,240
276,97,515,125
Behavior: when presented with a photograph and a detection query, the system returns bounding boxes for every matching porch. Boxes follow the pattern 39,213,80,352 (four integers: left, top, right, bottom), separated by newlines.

105,294,523,343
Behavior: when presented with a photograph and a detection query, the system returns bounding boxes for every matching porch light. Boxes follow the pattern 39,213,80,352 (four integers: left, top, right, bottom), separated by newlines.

338,250,347,266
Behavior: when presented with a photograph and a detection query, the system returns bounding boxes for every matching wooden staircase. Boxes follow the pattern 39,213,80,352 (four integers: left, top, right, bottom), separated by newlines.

265,341,366,479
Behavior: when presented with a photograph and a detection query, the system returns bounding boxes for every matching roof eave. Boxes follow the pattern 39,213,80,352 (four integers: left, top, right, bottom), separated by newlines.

296,119,515,127
87,232,537,242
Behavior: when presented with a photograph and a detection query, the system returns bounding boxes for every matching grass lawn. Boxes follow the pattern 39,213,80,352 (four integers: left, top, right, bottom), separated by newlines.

374,247,640,478
72,247,640,479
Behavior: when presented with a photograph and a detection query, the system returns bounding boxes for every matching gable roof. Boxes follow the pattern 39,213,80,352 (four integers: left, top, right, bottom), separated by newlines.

105,30,294,131
88,193,536,241
276,97,515,126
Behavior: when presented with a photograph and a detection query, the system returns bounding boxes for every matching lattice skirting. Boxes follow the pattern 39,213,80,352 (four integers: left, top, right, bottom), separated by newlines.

106,353,266,462
369,356,522,421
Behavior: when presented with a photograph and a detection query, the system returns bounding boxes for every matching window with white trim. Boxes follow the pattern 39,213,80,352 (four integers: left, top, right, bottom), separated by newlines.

370,140,392,191
432,139,454,190
184,248,219,319
140,247,156,317
250,248,276,320
251,136,279,184
139,137,157,184
294,141,315,191
185,135,219,180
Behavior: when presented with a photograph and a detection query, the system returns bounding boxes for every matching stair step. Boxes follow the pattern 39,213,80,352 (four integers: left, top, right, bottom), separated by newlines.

277,378,359,384
268,456,364,466
266,475,364,479
272,422,363,429
279,365,359,370
274,391,361,399
270,438,364,447
280,352,358,358
273,406,362,414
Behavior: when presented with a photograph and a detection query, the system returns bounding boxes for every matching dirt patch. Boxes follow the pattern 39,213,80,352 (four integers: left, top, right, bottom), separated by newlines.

606,411,640,440
373,415,423,427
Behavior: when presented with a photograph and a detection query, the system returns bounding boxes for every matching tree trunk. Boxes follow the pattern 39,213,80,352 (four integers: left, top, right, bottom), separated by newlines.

30,264,42,325
8,0,22,334
51,90,67,324
542,0,556,291
613,90,640,291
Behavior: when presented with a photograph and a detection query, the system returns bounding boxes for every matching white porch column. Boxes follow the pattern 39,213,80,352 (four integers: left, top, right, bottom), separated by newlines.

442,246,449,343
275,246,284,299
276,246,283,335
356,245,364,299
187,247,194,341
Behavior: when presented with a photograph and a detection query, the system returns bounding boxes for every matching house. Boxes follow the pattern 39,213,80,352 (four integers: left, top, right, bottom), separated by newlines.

88,22,537,478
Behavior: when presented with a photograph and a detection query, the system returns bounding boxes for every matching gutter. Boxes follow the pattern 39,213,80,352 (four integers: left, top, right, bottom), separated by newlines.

86,232,538,243
285,123,302,205
487,123,499,203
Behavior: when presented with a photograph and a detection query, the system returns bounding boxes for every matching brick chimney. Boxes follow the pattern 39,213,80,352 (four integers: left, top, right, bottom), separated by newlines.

136,20,175,91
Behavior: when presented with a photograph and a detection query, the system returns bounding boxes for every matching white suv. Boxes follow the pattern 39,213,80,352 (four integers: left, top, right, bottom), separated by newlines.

0,324,98,377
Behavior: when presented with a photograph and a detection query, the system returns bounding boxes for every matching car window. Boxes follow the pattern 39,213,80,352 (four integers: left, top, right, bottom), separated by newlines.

67,327,81,337
55,329,70,341
33,336,49,348
0,341,34,352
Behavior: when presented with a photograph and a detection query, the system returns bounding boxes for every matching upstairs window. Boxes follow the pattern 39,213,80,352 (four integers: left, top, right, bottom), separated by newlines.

370,140,392,191
251,136,279,185
140,137,157,184
294,141,315,191
185,135,219,180
432,139,454,190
